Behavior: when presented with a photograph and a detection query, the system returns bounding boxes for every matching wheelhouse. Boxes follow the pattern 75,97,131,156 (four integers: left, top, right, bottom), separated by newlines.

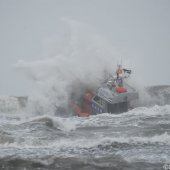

91,95,129,114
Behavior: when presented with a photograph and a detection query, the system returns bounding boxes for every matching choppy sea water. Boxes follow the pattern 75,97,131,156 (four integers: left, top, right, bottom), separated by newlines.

0,98,170,170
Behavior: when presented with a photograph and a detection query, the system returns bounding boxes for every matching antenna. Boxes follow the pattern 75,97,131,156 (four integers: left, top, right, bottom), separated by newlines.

117,57,123,67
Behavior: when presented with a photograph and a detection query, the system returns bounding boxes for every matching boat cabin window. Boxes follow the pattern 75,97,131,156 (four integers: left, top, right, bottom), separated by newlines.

93,96,106,107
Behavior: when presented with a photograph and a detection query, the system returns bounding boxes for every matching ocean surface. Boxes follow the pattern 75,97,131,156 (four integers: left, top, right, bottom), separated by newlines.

0,93,170,170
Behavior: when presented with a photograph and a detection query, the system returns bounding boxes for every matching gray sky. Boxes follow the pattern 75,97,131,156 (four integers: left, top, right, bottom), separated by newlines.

0,0,170,95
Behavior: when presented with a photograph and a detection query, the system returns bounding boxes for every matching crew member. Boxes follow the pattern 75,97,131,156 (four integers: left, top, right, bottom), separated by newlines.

116,64,124,79
116,65,124,87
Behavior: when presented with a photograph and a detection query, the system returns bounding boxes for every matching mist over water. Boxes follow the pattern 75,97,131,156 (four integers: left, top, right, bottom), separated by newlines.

0,20,170,170
15,19,132,115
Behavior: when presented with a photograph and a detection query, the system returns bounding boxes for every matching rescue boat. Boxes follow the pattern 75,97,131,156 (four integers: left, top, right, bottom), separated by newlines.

70,67,138,117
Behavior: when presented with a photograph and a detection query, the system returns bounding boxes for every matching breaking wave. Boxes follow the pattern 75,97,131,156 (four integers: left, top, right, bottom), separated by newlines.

0,19,169,169
13,19,138,116
0,97,170,169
